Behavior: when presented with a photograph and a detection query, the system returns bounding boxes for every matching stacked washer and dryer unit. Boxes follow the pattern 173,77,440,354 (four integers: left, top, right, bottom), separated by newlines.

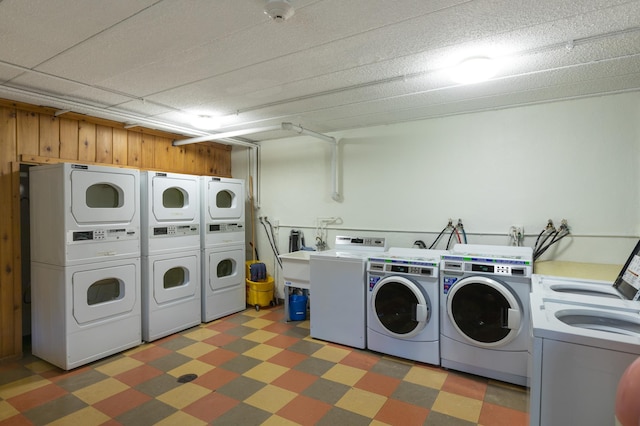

30,163,142,370
140,172,201,341
200,176,246,322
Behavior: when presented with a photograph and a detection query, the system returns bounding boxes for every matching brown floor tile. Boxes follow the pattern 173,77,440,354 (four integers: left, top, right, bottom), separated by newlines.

113,364,164,388
6,383,67,412
182,391,240,423
442,372,488,400
277,394,332,425
92,388,152,418
479,401,529,426
375,398,430,425
192,367,239,390
271,369,318,393
128,345,174,363
354,370,401,397
267,349,308,369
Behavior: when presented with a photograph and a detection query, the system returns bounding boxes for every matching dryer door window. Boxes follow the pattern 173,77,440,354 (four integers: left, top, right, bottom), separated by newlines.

447,276,522,347
371,276,429,339
152,175,198,222
71,169,137,224
204,179,244,221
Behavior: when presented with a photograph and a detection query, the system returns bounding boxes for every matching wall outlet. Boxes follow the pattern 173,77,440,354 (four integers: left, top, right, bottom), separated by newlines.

272,219,279,228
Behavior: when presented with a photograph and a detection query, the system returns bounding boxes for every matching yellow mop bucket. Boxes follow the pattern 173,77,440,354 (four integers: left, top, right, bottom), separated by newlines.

246,261,274,311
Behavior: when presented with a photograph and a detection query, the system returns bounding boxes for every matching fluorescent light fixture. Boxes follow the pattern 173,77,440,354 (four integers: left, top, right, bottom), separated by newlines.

450,57,497,84
190,115,221,130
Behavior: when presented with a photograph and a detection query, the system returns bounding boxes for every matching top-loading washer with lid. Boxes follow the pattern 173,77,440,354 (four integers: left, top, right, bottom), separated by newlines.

440,244,533,386
366,250,447,365
529,291,640,426
532,239,640,308
308,236,387,349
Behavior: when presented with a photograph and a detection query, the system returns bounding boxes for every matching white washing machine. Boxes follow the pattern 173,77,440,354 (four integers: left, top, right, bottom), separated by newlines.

440,244,533,386
529,291,640,426
141,171,200,255
140,171,201,341
202,244,245,322
366,252,444,365
531,240,640,307
31,257,141,370
142,250,201,342
308,236,387,349
29,163,140,266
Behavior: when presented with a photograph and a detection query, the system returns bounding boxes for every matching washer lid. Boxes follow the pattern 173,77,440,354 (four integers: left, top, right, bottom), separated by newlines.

530,292,640,352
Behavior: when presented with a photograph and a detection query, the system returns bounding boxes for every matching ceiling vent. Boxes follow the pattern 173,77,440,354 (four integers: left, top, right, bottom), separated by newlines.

264,0,294,22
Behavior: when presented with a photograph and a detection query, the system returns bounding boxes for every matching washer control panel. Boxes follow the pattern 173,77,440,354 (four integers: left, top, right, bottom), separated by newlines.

151,224,199,237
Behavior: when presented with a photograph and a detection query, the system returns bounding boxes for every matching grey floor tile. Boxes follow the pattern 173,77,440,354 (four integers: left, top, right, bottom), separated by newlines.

116,399,177,426
301,377,351,405
484,381,529,411
316,406,371,426
147,352,192,372
287,339,324,355
135,373,183,397
371,356,413,379
391,381,439,408
216,376,266,401
219,354,262,375
211,401,271,425
23,394,87,425
425,411,477,425
221,338,259,354
54,369,110,393
293,357,335,376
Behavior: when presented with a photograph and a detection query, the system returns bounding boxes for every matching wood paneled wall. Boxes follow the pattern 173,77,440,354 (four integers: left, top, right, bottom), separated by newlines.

0,99,232,362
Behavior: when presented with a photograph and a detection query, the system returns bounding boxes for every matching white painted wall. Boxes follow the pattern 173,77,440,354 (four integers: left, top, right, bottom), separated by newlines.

233,92,640,297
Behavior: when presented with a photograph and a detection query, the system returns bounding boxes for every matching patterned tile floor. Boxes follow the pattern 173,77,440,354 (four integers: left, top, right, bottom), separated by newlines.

0,306,529,425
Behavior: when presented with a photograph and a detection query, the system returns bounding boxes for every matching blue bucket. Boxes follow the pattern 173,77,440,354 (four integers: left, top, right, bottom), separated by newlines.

289,294,308,321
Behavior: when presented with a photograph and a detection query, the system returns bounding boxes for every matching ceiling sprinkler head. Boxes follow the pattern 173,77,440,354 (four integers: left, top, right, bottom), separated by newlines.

264,0,294,22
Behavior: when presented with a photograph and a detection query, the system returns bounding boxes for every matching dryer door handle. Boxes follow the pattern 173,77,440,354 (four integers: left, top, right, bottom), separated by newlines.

413,303,428,323
502,308,521,330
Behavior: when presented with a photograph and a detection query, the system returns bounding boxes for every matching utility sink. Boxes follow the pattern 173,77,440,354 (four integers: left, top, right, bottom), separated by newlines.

279,250,312,288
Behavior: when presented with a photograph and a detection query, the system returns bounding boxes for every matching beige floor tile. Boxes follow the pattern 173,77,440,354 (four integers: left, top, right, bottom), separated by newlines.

243,318,275,330
243,361,289,383
0,400,19,421
182,327,219,341
167,359,215,378
243,329,279,343
312,345,350,363
95,356,144,376
73,377,129,405
177,341,218,359
154,410,207,426
431,390,483,423
243,344,283,361
261,414,301,426
322,364,366,386
157,383,211,409
404,365,448,390
244,384,297,413
48,406,110,426
0,376,49,399
335,388,387,417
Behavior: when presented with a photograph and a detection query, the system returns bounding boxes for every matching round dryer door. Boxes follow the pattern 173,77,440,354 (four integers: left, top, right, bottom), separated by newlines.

446,276,522,347
371,276,430,339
